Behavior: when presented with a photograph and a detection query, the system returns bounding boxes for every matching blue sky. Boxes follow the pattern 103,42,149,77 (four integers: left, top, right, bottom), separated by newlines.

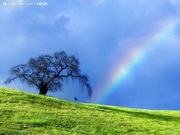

0,0,180,110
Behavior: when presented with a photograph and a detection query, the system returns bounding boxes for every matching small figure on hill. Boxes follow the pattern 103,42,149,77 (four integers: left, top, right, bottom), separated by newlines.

74,97,78,101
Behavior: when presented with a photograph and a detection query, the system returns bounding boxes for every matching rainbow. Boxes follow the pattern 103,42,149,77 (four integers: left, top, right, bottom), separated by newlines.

94,17,179,104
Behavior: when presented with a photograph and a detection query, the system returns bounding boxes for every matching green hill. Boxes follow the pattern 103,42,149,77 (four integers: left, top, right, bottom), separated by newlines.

0,87,179,135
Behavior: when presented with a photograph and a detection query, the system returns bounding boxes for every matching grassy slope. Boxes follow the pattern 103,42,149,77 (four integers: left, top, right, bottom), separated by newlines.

0,87,180,135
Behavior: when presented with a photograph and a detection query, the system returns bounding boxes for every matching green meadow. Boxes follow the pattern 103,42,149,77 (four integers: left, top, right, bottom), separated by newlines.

0,87,179,135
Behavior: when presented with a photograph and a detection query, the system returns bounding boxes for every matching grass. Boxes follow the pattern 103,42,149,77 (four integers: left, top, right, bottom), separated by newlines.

0,87,180,135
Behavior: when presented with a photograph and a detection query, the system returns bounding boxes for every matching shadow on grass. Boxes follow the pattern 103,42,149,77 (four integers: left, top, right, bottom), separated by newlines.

95,106,180,122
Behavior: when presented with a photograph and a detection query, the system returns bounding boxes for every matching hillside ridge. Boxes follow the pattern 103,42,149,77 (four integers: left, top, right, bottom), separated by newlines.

0,87,180,135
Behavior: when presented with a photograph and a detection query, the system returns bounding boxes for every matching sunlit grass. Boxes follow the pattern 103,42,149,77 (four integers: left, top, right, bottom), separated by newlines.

0,87,179,134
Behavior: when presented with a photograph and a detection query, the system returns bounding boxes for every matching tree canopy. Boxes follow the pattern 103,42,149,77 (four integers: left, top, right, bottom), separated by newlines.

5,51,92,97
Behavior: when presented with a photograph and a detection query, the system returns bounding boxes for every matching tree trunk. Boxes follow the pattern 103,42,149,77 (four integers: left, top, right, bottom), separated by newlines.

39,84,48,95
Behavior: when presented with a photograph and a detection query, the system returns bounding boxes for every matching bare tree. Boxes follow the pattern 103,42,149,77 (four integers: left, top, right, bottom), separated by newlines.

5,51,92,97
